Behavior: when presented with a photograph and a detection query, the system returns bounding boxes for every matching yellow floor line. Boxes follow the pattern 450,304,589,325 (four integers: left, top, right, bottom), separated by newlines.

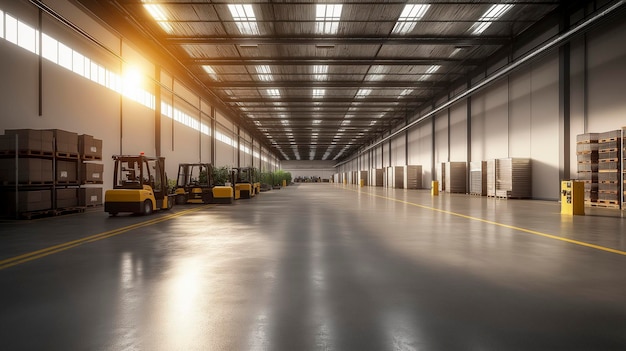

0,205,212,270
342,186,626,257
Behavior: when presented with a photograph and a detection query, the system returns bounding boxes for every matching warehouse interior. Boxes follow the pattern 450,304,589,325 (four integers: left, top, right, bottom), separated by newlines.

1,0,626,349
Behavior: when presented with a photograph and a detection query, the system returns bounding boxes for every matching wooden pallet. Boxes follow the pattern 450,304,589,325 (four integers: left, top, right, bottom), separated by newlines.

55,152,79,159
0,149,54,157
599,137,621,143
81,155,103,161
81,180,104,185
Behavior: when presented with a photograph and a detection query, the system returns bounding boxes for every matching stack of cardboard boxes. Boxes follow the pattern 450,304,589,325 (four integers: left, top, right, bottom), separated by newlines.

79,134,103,207
0,129,103,217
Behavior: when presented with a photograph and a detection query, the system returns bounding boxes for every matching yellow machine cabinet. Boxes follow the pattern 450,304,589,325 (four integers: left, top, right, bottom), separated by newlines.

561,180,585,215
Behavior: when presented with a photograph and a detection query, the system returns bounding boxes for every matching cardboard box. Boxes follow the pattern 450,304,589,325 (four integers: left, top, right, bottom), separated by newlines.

0,158,53,184
56,160,78,183
3,129,55,153
46,129,78,155
56,188,78,208
81,162,104,183
79,187,102,206
6,190,52,213
78,135,103,159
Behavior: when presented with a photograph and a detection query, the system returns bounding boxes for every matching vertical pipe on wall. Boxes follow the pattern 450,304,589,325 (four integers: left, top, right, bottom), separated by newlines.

38,9,42,117
559,9,571,181
155,67,161,157
211,106,216,166
431,105,436,181
119,39,123,154
583,33,588,132
405,108,409,165
466,80,472,166
237,126,241,168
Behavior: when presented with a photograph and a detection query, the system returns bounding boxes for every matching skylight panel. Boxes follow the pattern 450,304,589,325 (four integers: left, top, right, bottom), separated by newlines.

356,88,372,98
266,88,281,97
419,65,441,81
470,4,513,35
312,120,322,125
392,4,430,35
313,89,326,98
313,65,329,81
367,65,387,81
256,65,273,81
316,4,343,35
400,88,413,96
202,65,219,81
143,2,173,34
228,4,260,35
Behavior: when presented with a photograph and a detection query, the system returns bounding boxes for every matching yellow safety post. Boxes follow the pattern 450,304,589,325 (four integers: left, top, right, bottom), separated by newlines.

561,180,584,215
282,179,287,187
360,179,364,187
431,180,439,196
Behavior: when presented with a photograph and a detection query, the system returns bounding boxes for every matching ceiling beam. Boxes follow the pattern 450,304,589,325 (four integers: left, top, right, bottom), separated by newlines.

165,36,510,46
210,81,448,88
226,97,423,103
188,58,480,66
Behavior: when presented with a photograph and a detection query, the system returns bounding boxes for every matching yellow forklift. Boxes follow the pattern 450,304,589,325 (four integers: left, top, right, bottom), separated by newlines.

105,154,175,216
233,167,259,199
174,163,233,204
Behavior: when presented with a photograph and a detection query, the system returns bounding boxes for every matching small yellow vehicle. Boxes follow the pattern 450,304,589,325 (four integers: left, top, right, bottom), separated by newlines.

233,167,260,199
105,154,175,216
174,163,233,204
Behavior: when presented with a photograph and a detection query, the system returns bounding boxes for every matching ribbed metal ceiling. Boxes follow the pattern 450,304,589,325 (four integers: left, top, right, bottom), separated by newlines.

76,0,560,161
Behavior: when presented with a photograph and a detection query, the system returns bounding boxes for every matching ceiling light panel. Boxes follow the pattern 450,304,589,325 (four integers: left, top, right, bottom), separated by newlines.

313,89,326,98
228,4,260,35
471,4,513,35
142,2,174,34
256,65,273,81
202,65,219,81
316,4,343,35
266,88,281,97
313,65,329,81
356,88,372,98
392,4,430,35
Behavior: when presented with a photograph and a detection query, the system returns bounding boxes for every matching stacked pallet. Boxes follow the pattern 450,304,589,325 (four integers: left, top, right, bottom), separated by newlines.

79,134,103,207
576,133,599,205
597,130,621,208
444,162,466,193
495,158,532,199
403,165,422,189
469,161,487,196
486,159,496,197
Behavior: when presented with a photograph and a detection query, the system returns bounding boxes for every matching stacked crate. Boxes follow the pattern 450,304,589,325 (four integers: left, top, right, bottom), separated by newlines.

495,158,532,199
403,165,422,189
597,130,621,208
444,162,467,193
576,133,599,205
486,159,496,197
79,134,104,207
469,161,487,196
48,129,80,209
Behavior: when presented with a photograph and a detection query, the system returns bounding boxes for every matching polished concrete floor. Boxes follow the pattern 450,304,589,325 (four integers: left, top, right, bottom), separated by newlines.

1,183,625,350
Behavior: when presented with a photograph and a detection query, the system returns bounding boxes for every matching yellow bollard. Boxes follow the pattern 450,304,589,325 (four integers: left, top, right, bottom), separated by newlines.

282,179,287,187
360,179,364,187
561,180,585,215
431,180,439,196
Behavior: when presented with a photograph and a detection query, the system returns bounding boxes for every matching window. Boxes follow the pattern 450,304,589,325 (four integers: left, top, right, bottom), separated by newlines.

316,4,342,35
0,10,4,39
228,4,260,35
42,34,58,63
143,3,174,34
5,14,17,44
17,19,37,54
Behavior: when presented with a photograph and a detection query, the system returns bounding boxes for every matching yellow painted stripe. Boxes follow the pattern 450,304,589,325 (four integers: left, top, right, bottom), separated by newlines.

343,186,626,257
0,205,212,270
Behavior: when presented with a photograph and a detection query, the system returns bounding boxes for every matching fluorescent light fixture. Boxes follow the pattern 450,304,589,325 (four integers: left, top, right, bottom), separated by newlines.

228,4,260,35
450,47,464,57
202,65,219,81
254,121,262,126
392,4,430,35
471,4,513,35
316,4,343,35
143,2,174,33
256,65,273,81
313,65,329,81
281,120,289,125
341,120,351,126
400,88,413,96
313,88,326,98
266,88,281,97
356,88,372,98
312,120,322,124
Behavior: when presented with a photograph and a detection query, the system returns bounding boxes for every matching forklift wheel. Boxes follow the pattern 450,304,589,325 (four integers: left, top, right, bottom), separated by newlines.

175,194,187,205
143,200,153,216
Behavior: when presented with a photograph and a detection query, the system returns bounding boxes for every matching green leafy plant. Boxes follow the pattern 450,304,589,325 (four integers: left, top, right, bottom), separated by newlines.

212,166,231,185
